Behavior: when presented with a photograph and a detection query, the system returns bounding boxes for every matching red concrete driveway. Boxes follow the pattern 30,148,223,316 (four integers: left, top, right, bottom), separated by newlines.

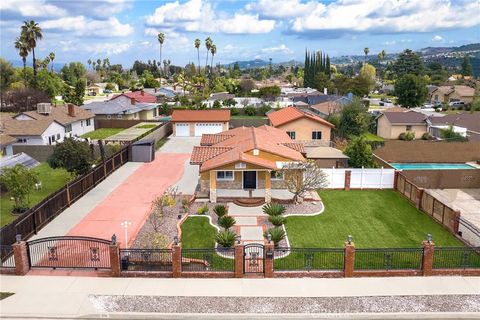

67,153,191,247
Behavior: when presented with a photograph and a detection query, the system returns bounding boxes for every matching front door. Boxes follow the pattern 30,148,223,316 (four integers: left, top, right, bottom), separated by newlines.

243,171,256,189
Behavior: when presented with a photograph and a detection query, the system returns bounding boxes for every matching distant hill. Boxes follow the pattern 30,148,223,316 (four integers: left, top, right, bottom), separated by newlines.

225,59,302,69
419,43,480,56
8,59,66,71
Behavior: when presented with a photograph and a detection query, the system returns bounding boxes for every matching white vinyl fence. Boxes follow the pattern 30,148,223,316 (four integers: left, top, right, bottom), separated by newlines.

321,168,395,189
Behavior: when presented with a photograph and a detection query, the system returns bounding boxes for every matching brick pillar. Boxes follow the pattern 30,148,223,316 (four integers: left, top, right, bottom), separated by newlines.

265,171,271,204
172,244,182,278
344,170,351,191
415,187,424,209
12,241,30,276
344,241,355,277
209,171,217,203
422,240,435,276
452,210,461,234
109,243,121,277
234,243,244,278
264,242,274,278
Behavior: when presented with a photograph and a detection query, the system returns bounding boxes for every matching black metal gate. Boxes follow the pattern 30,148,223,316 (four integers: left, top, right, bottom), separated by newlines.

27,236,112,270
244,243,264,274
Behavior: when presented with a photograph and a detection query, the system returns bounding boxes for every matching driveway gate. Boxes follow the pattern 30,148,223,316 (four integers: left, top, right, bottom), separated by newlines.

27,236,112,270
244,243,264,274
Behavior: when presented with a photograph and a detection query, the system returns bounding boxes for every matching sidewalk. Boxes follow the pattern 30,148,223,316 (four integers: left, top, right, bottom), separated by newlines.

1,275,479,318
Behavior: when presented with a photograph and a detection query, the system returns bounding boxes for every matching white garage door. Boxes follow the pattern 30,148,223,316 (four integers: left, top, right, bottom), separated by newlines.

175,123,190,136
194,123,223,136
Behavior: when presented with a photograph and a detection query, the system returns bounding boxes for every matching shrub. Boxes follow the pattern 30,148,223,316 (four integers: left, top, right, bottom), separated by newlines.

244,105,257,116
268,215,286,227
181,196,191,213
0,164,38,212
213,204,227,217
262,203,286,216
215,230,236,247
258,104,272,115
264,227,286,246
230,107,239,116
218,215,236,230
196,203,209,215
399,131,415,141
421,132,432,140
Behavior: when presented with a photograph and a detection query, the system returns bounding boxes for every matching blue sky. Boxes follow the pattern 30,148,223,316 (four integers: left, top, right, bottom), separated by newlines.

1,0,479,68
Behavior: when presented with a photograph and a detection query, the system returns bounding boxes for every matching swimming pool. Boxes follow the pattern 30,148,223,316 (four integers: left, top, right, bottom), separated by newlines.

390,163,476,170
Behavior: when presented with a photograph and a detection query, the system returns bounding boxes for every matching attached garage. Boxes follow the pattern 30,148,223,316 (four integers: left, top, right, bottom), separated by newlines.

175,123,190,136
171,109,231,137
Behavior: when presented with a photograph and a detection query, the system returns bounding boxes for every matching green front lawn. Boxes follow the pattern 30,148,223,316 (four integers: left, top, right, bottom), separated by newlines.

285,190,463,248
81,128,125,140
362,132,385,142
181,216,217,248
0,163,71,227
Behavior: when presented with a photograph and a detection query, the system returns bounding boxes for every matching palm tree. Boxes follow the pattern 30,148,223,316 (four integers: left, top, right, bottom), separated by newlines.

194,38,201,74
210,44,216,70
14,36,29,87
377,50,386,86
92,61,96,71
87,59,92,70
363,47,369,64
157,32,165,76
205,37,212,71
49,52,55,72
21,20,43,85
42,56,50,70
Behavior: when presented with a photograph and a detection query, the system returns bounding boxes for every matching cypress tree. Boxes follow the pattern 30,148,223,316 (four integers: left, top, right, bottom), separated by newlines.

326,55,331,77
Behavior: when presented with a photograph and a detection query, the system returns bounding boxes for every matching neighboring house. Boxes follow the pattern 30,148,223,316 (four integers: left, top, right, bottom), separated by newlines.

305,146,349,168
376,111,427,139
171,109,230,137
190,125,306,202
111,90,157,104
310,100,343,118
83,95,160,120
429,112,480,142
430,85,475,104
2,104,95,145
203,92,235,108
0,134,16,156
86,83,119,96
267,106,334,142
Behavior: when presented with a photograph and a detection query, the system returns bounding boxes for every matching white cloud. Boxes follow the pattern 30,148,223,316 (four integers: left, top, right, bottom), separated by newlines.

246,0,317,18
0,0,66,18
290,0,480,35
42,16,133,37
261,44,293,55
145,0,275,34
432,35,443,42
383,40,396,46
144,27,191,51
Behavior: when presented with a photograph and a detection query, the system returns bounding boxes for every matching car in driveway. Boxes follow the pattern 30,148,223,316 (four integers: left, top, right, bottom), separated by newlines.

448,101,465,109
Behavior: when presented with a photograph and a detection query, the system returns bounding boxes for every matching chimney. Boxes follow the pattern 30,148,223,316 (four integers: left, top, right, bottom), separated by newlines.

140,90,145,96
67,103,75,117
131,97,136,105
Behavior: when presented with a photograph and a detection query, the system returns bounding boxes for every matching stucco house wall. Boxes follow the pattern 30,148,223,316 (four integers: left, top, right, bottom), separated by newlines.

274,117,332,141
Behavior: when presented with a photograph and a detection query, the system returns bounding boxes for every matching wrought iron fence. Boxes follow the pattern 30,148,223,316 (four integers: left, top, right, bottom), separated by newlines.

0,245,15,269
120,249,173,272
433,247,480,269
273,247,344,271
181,248,235,272
27,236,112,270
354,248,423,270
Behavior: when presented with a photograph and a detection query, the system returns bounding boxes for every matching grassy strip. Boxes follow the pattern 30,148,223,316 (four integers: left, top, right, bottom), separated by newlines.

81,128,125,140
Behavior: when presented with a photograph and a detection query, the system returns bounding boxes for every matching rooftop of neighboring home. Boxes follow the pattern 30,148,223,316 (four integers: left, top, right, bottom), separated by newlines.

83,96,157,115
310,100,343,116
267,106,335,128
430,112,480,133
207,92,235,101
14,104,94,125
1,116,62,136
379,110,427,125
171,109,231,122
111,90,157,103
191,125,305,172
0,134,17,147
304,146,349,159
431,85,475,97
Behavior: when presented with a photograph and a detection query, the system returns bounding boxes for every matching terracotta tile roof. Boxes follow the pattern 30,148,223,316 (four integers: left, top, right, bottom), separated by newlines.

19,104,94,125
191,125,305,172
381,111,427,124
200,134,234,146
281,142,305,153
190,146,232,164
267,106,334,128
111,90,157,103
171,109,231,122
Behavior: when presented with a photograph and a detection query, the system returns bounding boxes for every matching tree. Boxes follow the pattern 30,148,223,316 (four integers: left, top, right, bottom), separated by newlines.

14,36,29,87
3,87,49,112
239,79,255,94
461,55,473,76
64,79,85,106
0,164,39,212
392,49,424,78
48,138,92,175
194,38,201,74
282,160,328,204
61,62,87,86
258,85,280,101
359,63,376,92
205,37,212,71
0,58,15,106
210,44,217,70
440,126,468,142
36,69,64,98
471,86,480,112
338,97,370,138
394,74,427,108
21,20,43,86
157,32,165,76
49,52,55,72
344,136,375,168
364,47,369,63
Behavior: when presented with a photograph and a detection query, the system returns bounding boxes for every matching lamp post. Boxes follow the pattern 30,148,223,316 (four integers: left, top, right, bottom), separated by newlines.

347,235,353,245
120,220,132,248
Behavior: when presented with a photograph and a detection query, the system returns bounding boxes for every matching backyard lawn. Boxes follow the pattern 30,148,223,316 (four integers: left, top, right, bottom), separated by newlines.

181,217,217,248
286,190,463,248
0,163,71,227
81,128,125,140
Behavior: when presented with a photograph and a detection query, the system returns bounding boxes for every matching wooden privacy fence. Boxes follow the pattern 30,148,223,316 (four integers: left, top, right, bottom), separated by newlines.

0,147,129,257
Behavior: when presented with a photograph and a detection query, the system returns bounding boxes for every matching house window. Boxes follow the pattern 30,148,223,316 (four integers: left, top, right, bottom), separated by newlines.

17,138,27,143
312,131,322,140
57,134,61,140
86,119,91,126
107,115,112,119
270,171,284,180
117,114,123,119
235,162,246,169
65,124,72,133
287,131,296,139
153,108,157,117
81,120,84,127
216,171,234,180
434,95,439,101
406,125,412,131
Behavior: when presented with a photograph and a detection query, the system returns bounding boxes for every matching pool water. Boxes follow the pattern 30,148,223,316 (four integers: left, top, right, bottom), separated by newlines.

391,163,476,170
